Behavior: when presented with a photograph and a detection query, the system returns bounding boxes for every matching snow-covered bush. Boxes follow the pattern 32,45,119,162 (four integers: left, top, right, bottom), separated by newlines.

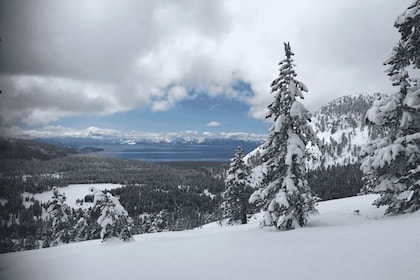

148,210,171,233
360,0,420,214
249,42,320,230
47,187,71,246
90,187,134,241
73,208,96,242
222,146,251,225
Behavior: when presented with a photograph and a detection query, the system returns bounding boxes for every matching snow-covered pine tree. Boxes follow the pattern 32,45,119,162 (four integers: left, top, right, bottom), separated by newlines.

249,42,320,230
360,1,420,214
47,187,71,246
149,209,170,233
90,187,134,242
222,145,251,225
22,235,40,251
394,0,420,68
73,209,92,241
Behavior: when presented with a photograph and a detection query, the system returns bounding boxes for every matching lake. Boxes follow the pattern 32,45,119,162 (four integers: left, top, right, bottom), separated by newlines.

85,141,261,162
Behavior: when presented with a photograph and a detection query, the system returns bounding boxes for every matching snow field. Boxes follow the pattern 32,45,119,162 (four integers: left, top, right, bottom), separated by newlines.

21,183,124,209
1,194,419,280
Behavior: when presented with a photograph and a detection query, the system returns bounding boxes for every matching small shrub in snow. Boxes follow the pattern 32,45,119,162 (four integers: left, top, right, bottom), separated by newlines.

22,235,40,251
149,210,171,233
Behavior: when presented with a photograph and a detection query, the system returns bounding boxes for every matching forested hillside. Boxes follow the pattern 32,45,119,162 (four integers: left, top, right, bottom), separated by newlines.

246,93,388,201
307,94,386,200
311,93,387,166
0,138,77,160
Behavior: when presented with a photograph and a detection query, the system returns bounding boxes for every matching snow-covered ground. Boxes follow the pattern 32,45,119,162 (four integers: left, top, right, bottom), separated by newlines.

1,194,419,280
22,183,124,209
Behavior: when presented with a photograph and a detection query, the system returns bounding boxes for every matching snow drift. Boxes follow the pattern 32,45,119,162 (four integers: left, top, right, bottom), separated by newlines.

1,194,419,280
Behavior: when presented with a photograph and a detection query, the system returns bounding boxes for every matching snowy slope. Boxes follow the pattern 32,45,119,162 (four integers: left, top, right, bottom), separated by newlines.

1,194,419,280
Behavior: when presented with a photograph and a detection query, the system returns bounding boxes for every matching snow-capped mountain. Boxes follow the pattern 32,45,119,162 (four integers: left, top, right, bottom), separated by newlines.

5,125,267,145
309,92,387,168
246,93,388,170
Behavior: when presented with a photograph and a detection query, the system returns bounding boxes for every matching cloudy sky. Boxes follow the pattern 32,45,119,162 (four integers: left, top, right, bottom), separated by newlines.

0,0,412,137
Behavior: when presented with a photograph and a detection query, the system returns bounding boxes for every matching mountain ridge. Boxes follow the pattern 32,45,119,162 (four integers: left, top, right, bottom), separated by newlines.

246,92,388,169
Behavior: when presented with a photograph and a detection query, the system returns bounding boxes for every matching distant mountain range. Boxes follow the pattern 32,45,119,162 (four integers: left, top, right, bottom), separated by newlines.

1,93,387,163
3,126,267,145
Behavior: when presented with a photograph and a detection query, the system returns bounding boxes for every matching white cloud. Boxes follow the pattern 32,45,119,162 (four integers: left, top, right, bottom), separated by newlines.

0,0,411,128
0,75,129,126
152,85,188,111
207,121,221,127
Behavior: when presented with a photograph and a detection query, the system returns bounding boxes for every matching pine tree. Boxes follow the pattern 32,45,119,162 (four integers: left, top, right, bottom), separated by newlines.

22,235,39,251
73,209,91,242
222,145,251,225
360,1,420,214
249,42,320,230
47,187,71,246
394,0,420,68
149,209,170,233
90,187,134,242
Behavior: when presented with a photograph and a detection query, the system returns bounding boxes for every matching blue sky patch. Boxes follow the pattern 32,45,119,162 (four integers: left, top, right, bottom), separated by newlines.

50,94,268,134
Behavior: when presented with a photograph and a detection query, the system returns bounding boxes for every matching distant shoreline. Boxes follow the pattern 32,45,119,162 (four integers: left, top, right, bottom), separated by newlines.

81,142,259,163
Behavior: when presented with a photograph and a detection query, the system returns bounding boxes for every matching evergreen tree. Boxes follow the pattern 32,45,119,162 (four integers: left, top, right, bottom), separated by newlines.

47,187,71,246
222,146,251,225
22,235,40,251
90,187,134,242
394,0,420,68
249,42,320,230
73,210,90,242
149,209,171,233
360,1,420,214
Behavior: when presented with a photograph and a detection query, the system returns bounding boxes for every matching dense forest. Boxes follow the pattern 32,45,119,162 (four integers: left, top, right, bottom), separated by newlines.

308,164,364,201
0,146,366,253
0,153,228,252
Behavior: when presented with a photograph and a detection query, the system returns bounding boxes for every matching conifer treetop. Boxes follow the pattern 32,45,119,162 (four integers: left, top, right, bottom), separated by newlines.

394,0,420,68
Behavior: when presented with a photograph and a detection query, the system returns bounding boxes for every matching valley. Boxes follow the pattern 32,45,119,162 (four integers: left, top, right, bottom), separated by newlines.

0,93,404,253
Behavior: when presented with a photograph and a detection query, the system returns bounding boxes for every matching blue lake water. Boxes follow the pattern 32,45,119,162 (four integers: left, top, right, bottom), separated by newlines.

86,142,261,162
